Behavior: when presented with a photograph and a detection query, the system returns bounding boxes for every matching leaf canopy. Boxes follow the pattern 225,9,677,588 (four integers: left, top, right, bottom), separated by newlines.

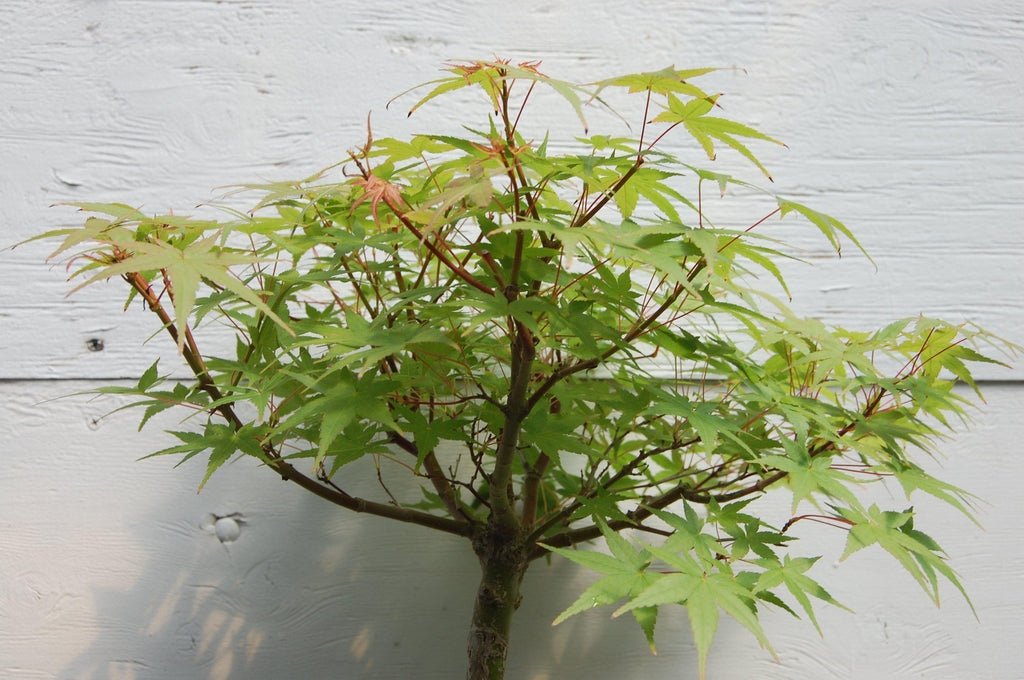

30,59,1018,677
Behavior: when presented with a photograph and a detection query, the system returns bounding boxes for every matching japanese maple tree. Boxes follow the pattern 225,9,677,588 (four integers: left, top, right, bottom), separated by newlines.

29,60,1015,679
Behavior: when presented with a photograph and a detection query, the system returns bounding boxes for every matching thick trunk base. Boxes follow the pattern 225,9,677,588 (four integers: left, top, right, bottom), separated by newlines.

466,524,528,680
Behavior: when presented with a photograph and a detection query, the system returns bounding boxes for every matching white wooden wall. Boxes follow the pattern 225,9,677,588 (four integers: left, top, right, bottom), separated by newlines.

2,2,1022,678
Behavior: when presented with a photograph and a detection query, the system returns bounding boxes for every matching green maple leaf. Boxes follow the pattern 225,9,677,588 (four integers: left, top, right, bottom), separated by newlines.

72,236,292,351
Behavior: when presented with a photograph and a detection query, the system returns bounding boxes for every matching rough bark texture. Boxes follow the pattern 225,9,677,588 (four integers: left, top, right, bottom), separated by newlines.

466,523,529,680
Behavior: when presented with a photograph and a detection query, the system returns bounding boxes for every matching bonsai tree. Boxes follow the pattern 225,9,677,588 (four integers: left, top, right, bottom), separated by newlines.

28,60,1015,679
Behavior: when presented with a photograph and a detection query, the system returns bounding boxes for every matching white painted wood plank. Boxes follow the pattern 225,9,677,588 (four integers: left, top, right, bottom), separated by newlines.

1,1,1022,379
2,381,1022,678
3,4,1023,679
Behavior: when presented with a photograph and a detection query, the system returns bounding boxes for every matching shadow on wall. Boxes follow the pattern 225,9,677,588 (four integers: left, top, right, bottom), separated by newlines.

53,449,709,679
56,452,471,679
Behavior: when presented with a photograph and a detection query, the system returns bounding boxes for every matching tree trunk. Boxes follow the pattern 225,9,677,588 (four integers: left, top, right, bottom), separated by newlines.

466,523,528,680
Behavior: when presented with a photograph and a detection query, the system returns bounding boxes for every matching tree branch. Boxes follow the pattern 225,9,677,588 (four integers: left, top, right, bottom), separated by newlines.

525,261,704,415
389,432,472,522
378,190,495,296
531,386,889,557
489,327,536,528
123,271,474,539
520,452,549,529
525,435,700,545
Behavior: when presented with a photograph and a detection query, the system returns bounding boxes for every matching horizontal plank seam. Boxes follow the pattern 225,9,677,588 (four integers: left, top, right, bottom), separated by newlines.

2,377,1023,386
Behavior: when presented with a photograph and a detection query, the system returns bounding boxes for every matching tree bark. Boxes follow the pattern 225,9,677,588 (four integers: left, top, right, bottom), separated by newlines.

466,523,528,680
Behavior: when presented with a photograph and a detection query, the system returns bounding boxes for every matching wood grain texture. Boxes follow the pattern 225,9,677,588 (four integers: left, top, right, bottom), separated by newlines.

2,381,1022,679
1,0,1021,379
1,1,1023,678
